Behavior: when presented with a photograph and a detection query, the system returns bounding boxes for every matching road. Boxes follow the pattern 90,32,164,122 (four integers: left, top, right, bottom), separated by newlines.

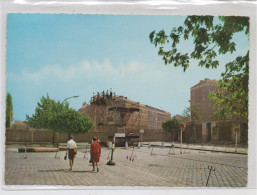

4,145,247,187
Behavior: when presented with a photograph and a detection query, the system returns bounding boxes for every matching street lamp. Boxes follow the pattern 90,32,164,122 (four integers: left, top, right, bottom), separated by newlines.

54,95,79,158
107,133,116,165
60,95,79,105
179,123,186,154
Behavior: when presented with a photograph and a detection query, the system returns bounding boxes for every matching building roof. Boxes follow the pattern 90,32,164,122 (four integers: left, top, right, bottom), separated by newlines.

174,114,190,122
11,121,30,130
79,94,171,115
191,78,218,89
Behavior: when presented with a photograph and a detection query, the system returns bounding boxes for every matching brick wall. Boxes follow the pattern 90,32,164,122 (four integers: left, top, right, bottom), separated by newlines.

190,79,219,121
5,128,174,144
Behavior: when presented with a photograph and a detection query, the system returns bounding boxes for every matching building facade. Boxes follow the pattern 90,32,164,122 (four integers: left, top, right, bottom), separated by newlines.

78,94,171,137
190,78,219,122
186,79,248,144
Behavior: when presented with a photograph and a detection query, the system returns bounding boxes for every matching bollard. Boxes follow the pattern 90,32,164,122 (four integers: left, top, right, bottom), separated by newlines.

125,141,128,149
107,148,116,165
162,142,164,148
137,142,140,149
168,142,175,155
55,143,60,159
148,143,151,149
24,143,27,159
128,146,135,162
108,142,112,150
150,146,154,155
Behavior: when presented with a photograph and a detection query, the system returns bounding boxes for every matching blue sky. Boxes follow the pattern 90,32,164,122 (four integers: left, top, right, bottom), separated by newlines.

6,14,249,121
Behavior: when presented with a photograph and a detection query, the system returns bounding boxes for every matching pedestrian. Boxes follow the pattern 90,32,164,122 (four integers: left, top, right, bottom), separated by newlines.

66,135,77,171
110,88,112,98
90,137,101,172
92,92,96,103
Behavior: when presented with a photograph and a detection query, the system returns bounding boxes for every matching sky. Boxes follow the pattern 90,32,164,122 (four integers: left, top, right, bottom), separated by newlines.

6,14,249,121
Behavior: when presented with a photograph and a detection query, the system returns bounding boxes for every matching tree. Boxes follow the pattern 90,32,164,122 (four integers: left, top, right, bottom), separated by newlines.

149,16,249,121
191,103,202,122
25,94,94,142
211,107,232,121
162,117,181,141
182,106,190,121
6,93,13,128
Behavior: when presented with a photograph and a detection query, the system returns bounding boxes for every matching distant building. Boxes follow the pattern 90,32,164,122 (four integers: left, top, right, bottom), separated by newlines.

78,92,171,137
190,78,219,122
186,79,248,144
11,121,30,130
174,114,189,123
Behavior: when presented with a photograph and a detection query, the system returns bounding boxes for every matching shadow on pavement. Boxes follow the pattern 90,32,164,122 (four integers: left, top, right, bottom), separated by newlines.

69,170,93,173
38,169,93,173
38,169,65,172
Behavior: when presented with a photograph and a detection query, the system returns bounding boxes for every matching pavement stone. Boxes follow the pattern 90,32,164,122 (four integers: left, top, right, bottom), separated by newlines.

4,145,248,187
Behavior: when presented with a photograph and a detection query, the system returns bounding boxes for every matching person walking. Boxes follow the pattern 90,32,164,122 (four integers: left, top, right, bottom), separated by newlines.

66,135,77,171
90,137,101,172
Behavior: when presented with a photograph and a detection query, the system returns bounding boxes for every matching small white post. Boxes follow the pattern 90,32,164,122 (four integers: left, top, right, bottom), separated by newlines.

137,142,140,149
180,129,182,154
108,142,112,150
235,132,238,152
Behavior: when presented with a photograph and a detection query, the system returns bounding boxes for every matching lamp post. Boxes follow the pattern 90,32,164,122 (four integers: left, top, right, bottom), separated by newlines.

54,95,79,159
107,133,116,165
56,95,79,143
60,96,79,105
179,123,186,154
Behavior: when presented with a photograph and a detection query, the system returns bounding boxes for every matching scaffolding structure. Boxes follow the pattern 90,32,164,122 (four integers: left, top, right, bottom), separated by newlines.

89,93,142,135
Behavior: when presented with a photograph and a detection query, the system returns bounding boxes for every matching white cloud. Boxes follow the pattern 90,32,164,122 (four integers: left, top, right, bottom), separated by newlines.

7,60,172,85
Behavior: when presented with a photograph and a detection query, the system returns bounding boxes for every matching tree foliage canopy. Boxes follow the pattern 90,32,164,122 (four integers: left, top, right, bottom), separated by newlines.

6,93,13,128
162,118,181,133
25,95,94,134
182,107,190,121
150,16,249,121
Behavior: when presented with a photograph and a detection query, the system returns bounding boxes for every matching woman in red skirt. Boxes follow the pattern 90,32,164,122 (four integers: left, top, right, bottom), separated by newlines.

90,137,101,172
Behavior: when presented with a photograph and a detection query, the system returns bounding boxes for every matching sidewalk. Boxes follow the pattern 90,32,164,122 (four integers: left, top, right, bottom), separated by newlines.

7,141,248,155
142,142,248,155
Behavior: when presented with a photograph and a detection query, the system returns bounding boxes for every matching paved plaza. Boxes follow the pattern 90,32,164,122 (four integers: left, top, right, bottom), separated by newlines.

4,144,248,187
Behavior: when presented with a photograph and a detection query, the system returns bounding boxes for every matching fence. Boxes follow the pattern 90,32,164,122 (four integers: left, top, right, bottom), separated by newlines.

5,128,174,144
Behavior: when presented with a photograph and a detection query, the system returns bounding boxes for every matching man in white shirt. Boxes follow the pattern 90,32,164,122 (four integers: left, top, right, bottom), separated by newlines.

66,135,77,171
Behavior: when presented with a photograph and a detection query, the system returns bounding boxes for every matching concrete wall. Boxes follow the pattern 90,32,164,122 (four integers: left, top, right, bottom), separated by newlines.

185,120,248,144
